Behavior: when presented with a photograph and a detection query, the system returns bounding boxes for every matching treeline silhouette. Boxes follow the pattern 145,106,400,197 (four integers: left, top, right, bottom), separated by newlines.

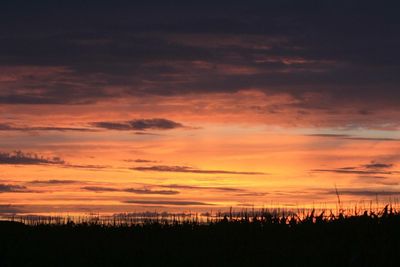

1,206,400,267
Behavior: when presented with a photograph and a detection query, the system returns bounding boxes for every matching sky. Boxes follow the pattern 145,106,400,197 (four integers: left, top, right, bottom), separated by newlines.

1,1,400,216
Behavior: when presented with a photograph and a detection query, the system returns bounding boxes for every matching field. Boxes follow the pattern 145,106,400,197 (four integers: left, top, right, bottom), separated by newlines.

1,207,399,267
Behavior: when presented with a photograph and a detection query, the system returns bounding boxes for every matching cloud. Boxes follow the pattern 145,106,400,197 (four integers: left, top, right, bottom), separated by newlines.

91,119,184,131
0,184,30,193
311,169,392,175
0,151,65,165
132,165,266,175
81,186,119,192
0,123,95,132
307,134,350,138
235,192,268,197
0,151,107,170
82,186,179,195
0,0,399,131
0,205,24,214
312,161,397,176
160,184,245,192
62,164,109,170
125,159,158,163
123,200,213,206
327,189,400,197
307,134,400,142
363,163,394,169
344,137,400,142
124,188,179,195
27,180,80,185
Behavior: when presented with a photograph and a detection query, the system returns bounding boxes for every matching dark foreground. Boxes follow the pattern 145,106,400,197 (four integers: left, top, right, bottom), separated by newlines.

1,211,400,267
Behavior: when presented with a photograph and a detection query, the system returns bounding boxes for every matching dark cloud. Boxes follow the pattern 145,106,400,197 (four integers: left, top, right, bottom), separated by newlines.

0,0,399,127
132,165,266,175
363,163,394,169
91,119,184,131
0,151,108,170
0,184,30,193
123,200,213,206
0,151,65,165
0,123,13,130
82,186,179,195
0,205,24,214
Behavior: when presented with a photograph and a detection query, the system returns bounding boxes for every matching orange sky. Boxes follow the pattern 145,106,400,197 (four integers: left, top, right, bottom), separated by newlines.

1,92,400,216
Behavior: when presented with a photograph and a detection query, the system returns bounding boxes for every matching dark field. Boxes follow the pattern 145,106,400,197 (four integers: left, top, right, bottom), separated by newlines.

1,208,400,267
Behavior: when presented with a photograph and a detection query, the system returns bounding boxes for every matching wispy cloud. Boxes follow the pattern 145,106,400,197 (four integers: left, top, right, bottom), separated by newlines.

124,188,179,195
82,186,179,195
81,186,119,192
160,184,245,192
125,159,158,163
62,164,109,170
307,134,400,142
0,123,95,132
311,161,396,176
311,169,393,175
234,192,268,197
27,180,80,185
123,200,213,206
327,188,400,196
132,165,266,175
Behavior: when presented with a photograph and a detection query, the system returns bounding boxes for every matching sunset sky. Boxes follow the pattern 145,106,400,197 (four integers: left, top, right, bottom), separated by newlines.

1,1,400,215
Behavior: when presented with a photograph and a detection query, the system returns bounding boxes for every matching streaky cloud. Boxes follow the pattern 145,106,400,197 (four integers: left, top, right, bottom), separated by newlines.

312,161,397,176
327,189,400,196
81,186,119,192
307,134,400,142
28,180,81,185
125,159,158,163
0,123,96,132
63,164,109,170
124,188,179,195
82,186,179,195
160,184,245,192
311,169,392,175
132,165,266,175
123,200,213,206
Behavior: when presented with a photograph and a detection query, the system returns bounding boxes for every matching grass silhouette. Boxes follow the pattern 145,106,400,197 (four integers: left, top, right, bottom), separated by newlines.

1,206,399,267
